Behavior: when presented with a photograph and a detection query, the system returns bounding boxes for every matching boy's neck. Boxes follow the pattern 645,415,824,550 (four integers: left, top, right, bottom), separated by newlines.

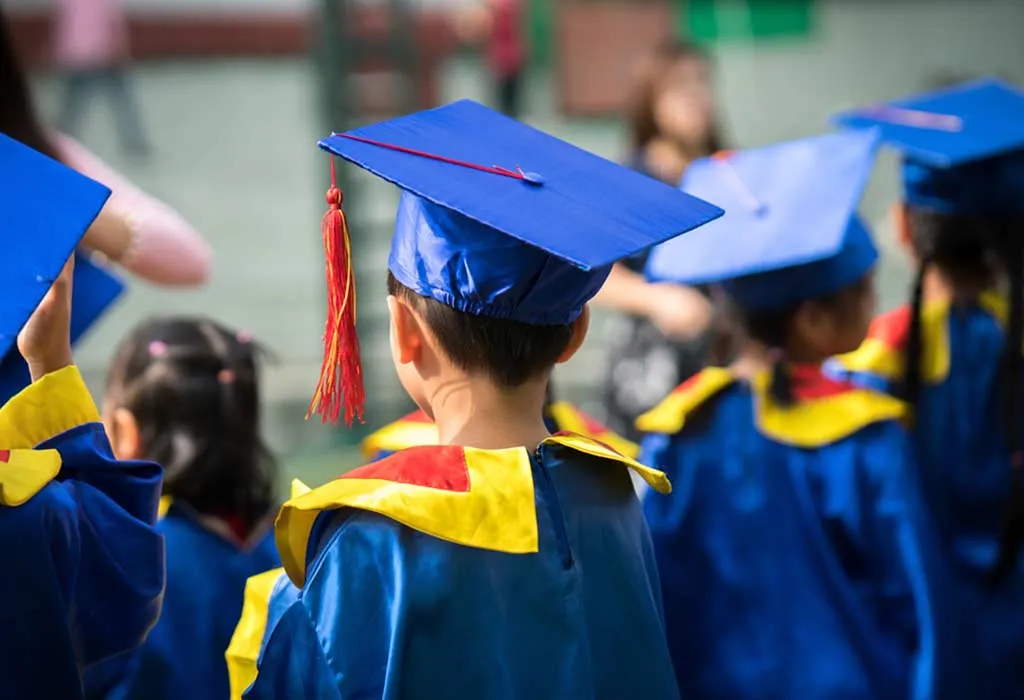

428,377,551,451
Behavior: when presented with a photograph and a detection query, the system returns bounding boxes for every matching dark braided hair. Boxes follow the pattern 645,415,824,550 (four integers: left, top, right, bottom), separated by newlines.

106,317,278,534
900,208,1024,585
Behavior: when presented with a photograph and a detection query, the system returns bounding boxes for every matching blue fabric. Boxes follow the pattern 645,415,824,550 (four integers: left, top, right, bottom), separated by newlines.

844,303,1024,696
833,78,1024,215
0,423,164,700
85,504,280,700
319,99,723,325
0,252,125,404
644,130,881,311
640,384,938,699
0,134,111,360
244,443,678,699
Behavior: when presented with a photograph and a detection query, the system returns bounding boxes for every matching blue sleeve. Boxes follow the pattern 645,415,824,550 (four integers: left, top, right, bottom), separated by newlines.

43,424,166,669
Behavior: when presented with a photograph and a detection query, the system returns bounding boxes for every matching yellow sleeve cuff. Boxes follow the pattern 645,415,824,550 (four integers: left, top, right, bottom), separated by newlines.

226,567,286,700
0,366,101,448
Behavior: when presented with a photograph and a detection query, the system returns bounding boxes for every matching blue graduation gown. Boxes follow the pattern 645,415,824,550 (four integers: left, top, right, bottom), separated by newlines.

0,367,164,700
361,401,640,462
831,293,1024,697
638,366,937,699
86,499,281,700
228,434,679,699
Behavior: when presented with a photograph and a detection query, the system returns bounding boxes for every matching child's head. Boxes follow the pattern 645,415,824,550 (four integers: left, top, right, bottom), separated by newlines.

627,38,722,156
103,317,277,526
385,270,587,416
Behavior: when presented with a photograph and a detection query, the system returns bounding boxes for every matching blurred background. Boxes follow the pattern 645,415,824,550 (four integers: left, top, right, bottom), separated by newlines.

7,0,1024,486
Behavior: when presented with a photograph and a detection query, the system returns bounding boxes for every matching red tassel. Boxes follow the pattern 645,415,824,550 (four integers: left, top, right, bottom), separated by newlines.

308,157,365,426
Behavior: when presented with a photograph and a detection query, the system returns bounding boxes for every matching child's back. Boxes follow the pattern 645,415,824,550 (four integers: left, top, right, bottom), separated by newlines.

229,99,723,699
832,79,1024,694
87,318,281,700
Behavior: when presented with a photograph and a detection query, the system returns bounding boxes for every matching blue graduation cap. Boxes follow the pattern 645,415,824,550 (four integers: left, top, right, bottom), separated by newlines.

0,133,112,398
309,99,725,425
832,77,1024,215
645,130,881,311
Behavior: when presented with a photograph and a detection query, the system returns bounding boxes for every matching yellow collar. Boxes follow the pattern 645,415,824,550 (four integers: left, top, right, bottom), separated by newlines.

0,449,61,506
635,366,906,448
276,434,668,587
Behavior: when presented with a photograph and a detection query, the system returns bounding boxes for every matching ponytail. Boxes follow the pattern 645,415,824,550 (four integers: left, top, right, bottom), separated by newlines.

900,257,931,405
989,231,1024,586
769,350,793,406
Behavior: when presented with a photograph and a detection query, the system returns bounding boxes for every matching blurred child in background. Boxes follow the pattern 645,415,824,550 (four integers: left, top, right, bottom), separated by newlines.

454,0,526,118
0,133,164,699
831,78,1024,696
637,131,939,698
227,99,722,699
87,317,280,700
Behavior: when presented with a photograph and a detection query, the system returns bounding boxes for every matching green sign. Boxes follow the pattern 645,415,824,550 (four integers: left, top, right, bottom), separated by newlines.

681,0,815,43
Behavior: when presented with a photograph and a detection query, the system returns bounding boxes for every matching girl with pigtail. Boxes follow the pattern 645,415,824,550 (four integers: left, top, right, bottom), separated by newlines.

85,317,281,700
831,78,1024,697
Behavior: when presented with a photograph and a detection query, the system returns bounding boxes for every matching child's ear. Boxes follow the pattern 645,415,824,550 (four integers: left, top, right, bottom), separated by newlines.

108,407,142,461
556,306,591,364
387,295,424,365
893,203,914,254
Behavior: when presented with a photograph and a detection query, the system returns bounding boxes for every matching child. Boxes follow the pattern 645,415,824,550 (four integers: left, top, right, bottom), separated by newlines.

637,131,939,698
0,132,164,698
86,317,281,700
227,99,723,699
830,78,1024,695
362,383,639,461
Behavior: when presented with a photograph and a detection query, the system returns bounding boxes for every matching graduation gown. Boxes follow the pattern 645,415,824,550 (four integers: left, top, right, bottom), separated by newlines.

360,402,640,461
0,366,164,700
831,293,1024,696
226,434,679,699
86,497,280,700
638,366,937,699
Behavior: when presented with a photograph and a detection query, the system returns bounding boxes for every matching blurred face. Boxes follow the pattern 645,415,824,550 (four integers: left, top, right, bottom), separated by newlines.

792,272,877,360
652,56,716,149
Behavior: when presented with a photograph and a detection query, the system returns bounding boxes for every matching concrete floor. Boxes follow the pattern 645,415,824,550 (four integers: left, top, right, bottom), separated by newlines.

30,55,912,486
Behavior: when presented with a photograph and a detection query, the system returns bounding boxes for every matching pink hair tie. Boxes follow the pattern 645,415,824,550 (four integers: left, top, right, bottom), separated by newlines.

218,369,237,385
148,341,168,358
236,330,252,344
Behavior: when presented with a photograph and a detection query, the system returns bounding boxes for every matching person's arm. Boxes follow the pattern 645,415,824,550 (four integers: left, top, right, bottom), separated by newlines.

593,262,712,341
55,133,213,286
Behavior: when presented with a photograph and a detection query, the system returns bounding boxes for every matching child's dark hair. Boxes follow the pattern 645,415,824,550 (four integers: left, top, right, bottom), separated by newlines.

387,271,573,387
901,208,1024,585
106,317,278,532
737,276,872,405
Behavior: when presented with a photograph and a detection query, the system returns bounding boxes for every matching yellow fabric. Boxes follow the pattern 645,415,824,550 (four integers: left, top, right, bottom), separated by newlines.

836,292,1007,385
225,567,286,700
277,446,538,587
634,367,906,449
546,401,641,459
635,367,736,435
542,432,670,495
0,366,100,448
158,496,173,519
0,450,62,506
360,418,438,458
290,479,311,499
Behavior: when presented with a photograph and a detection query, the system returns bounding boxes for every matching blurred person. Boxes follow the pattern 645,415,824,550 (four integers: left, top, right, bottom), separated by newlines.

225,100,722,699
638,132,939,698
594,38,728,443
455,0,526,118
86,317,281,700
52,0,149,155
831,78,1024,697
0,134,164,699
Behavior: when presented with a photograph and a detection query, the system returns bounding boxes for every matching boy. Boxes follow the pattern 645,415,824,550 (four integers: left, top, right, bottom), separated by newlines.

0,133,164,698
227,99,722,699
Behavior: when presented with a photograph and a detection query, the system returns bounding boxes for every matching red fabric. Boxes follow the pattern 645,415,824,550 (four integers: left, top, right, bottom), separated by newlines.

866,305,912,350
574,409,613,437
343,446,471,492
487,0,525,78
670,371,711,396
789,365,856,401
400,410,433,424
0,451,9,463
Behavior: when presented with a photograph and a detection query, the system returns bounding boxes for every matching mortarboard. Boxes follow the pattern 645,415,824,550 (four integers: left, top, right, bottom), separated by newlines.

0,133,112,399
645,129,881,311
832,77,1024,215
309,99,725,425
0,253,125,404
